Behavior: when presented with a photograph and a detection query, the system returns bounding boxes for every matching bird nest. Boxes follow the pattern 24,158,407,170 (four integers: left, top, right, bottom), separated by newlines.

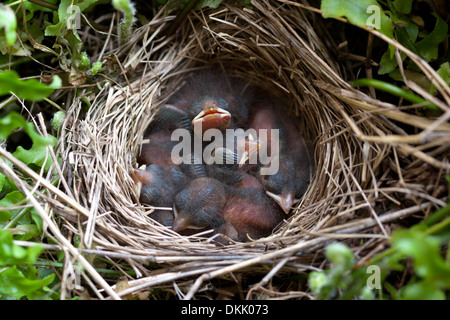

48,0,450,299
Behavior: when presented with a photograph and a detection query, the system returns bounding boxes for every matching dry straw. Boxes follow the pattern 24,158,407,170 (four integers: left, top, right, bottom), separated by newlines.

3,0,449,299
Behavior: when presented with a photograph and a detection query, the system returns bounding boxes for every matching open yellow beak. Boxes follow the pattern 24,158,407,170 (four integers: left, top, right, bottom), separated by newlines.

192,107,232,132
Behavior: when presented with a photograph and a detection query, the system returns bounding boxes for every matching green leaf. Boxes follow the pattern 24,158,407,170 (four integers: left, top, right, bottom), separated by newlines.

0,112,57,172
321,0,394,39
0,172,5,192
437,62,450,84
379,50,397,74
45,0,97,37
392,228,450,287
0,4,17,46
0,111,27,140
0,174,16,196
325,242,354,269
415,15,448,62
359,286,375,300
393,0,413,14
0,230,43,266
0,70,54,101
0,265,55,300
90,61,103,75
431,62,450,95
400,281,446,300
21,0,58,22
419,202,450,228
48,75,62,89
202,0,223,8
389,12,419,52
388,68,432,92
11,224,40,241
307,242,375,300
308,271,328,294
80,51,90,68
51,111,66,131
0,191,25,222
30,208,43,234
378,12,419,74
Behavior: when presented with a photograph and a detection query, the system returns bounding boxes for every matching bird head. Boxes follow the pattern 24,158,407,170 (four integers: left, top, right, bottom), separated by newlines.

190,96,232,133
172,177,227,232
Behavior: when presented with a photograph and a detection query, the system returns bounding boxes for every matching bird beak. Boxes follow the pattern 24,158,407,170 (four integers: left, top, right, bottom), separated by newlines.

172,215,205,232
215,133,261,166
265,191,294,214
239,134,260,167
131,165,149,195
172,215,189,232
192,107,231,132
131,166,152,183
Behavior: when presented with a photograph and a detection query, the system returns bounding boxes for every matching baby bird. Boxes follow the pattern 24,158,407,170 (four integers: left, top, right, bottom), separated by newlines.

172,177,227,233
171,165,285,242
205,130,260,167
137,129,178,168
131,164,189,226
222,171,285,241
138,102,191,168
168,70,253,134
134,104,195,225
148,103,191,132
249,97,314,214
189,96,233,133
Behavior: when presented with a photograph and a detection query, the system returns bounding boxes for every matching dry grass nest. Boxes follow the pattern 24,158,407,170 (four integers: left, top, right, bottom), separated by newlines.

13,0,449,299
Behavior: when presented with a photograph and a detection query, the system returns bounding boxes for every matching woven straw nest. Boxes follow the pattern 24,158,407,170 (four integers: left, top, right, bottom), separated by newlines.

45,0,450,299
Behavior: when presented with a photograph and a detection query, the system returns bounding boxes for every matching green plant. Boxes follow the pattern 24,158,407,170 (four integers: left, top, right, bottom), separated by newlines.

2,0,107,86
112,0,136,43
308,242,376,300
321,0,449,105
0,4,17,46
0,230,57,300
0,72,58,299
308,204,450,300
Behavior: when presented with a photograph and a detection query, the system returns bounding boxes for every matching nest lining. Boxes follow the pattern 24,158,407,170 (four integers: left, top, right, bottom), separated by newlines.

48,0,450,298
